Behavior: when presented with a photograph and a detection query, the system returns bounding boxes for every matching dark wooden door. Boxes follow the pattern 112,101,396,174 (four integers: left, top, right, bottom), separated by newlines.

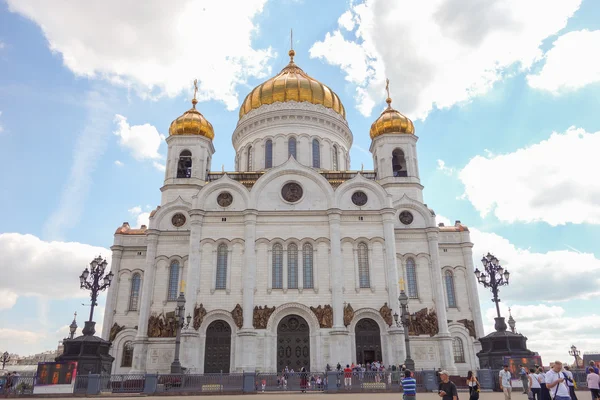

277,315,310,371
355,318,382,364
204,320,231,373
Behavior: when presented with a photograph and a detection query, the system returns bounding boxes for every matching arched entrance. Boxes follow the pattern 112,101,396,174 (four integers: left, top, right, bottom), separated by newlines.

277,315,310,371
204,320,231,373
355,318,382,364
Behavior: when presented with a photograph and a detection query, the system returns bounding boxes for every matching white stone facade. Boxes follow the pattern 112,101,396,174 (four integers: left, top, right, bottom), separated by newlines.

102,101,484,376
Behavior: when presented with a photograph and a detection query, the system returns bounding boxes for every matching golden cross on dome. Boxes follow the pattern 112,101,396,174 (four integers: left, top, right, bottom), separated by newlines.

290,28,293,51
385,78,390,98
399,278,405,291
73,311,77,320
193,79,198,101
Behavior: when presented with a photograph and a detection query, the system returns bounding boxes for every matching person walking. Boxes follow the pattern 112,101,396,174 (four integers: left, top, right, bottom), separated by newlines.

438,371,458,400
467,371,480,400
545,361,571,400
563,366,577,400
529,368,542,400
520,365,530,394
500,364,513,400
538,367,550,400
401,370,417,400
586,367,600,400
300,367,308,393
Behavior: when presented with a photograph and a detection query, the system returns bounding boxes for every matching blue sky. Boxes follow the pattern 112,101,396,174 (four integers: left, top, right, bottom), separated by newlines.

0,0,599,364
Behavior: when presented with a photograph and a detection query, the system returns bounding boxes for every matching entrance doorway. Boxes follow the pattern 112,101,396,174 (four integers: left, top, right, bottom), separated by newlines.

355,318,382,364
277,315,310,371
204,320,231,373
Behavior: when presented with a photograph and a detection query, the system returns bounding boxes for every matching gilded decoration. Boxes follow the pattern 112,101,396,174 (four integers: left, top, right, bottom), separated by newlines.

148,311,177,338
109,322,125,342
458,318,477,338
343,303,355,327
193,304,207,331
253,305,276,329
310,305,333,328
379,303,393,327
408,308,439,337
169,79,215,139
231,304,243,329
238,50,346,120
370,79,414,139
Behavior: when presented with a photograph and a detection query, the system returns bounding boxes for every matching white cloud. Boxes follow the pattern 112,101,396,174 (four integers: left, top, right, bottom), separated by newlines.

114,114,164,161
129,206,150,228
459,127,600,225
437,159,455,176
0,41,5,50
114,160,124,167
0,233,111,308
310,0,581,119
153,161,166,172
338,10,356,31
527,30,600,92
6,0,274,110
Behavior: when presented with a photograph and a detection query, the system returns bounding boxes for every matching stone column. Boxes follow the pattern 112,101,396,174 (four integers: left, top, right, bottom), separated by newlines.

238,210,258,371
382,209,401,317
427,228,456,374
131,231,159,373
102,246,123,340
461,243,485,339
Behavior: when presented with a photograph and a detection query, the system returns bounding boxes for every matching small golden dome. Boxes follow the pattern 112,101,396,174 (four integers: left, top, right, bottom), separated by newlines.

370,83,414,139
169,81,215,139
239,50,346,120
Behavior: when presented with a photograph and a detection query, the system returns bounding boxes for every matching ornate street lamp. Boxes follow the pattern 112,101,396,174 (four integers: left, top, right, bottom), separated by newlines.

79,255,113,336
68,312,78,339
169,291,192,374
568,345,580,368
394,286,415,371
474,252,510,331
1,351,10,370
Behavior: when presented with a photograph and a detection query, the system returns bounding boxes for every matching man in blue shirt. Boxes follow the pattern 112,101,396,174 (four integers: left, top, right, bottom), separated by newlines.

401,369,417,400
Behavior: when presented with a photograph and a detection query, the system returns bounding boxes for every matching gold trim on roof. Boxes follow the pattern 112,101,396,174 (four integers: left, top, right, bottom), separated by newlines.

169,79,215,139
370,79,414,139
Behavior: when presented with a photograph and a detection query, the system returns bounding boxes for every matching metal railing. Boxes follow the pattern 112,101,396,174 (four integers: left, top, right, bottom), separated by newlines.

256,371,326,392
156,373,244,393
100,374,145,393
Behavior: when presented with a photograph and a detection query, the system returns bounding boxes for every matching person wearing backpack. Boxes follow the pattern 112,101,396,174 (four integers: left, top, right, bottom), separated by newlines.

545,361,571,400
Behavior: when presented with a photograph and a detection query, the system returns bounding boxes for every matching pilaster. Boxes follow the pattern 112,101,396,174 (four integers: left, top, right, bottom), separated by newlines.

461,243,485,339
327,209,344,328
382,209,401,317
184,210,205,304
102,246,123,340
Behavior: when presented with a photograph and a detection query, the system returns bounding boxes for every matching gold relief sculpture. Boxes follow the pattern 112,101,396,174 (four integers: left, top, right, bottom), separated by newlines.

343,303,355,327
408,308,439,337
231,304,243,329
253,305,276,329
193,304,207,331
310,305,334,328
147,311,178,338
109,322,125,342
458,318,477,338
379,302,393,327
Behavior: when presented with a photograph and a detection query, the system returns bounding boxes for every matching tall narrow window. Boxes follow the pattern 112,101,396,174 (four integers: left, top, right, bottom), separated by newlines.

247,146,253,171
167,261,180,301
272,244,283,289
453,337,465,363
332,145,339,171
128,273,141,311
216,244,228,290
303,243,314,289
406,258,418,299
121,341,134,367
288,137,297,159
445,270,457,307
265,139,273,168
177,150,192,178
357,242,370,288
392,148,407,177
287,243,298,289
312,139,320,168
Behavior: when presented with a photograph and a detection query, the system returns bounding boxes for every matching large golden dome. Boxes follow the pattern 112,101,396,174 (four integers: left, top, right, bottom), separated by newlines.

239,50,346,120
169,94,215,140
370,95,414,139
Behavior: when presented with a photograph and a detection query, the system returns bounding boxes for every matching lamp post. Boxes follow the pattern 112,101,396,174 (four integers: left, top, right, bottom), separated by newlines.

474,252,510,331
394,289,415,371
568,345,580,368
170,292,192,374
1,351,10,370
68,312,78,339
79,255,114,336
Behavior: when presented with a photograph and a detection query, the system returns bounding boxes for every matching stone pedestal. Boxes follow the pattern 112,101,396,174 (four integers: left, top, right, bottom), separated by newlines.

237,330,258,371
180,329,200,372
387,327,406,366
329,329,350,366
56,322,114,375
477,317,538,369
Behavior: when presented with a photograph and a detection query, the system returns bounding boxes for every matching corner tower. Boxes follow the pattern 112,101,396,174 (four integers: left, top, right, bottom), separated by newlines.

161,80,216,205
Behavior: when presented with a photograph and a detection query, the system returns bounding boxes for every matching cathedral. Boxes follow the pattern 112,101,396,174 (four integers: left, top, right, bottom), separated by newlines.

101,49,485,376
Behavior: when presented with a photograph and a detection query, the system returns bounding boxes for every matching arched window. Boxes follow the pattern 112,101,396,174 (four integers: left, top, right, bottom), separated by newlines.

406,258,418,299
128,273,141,311
247,146,253,171
167,261,180,301
392,148,407,177
272,244,283,289
453,337,466,363
265,139,273,168
332,145,339,171
303,243,314,289
288,137,297,159
287,243,298,289
357,242,370,288
177,150,192,178
216,244,228,290
445,270,457,307
121,341,134,367
312,139,320,168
